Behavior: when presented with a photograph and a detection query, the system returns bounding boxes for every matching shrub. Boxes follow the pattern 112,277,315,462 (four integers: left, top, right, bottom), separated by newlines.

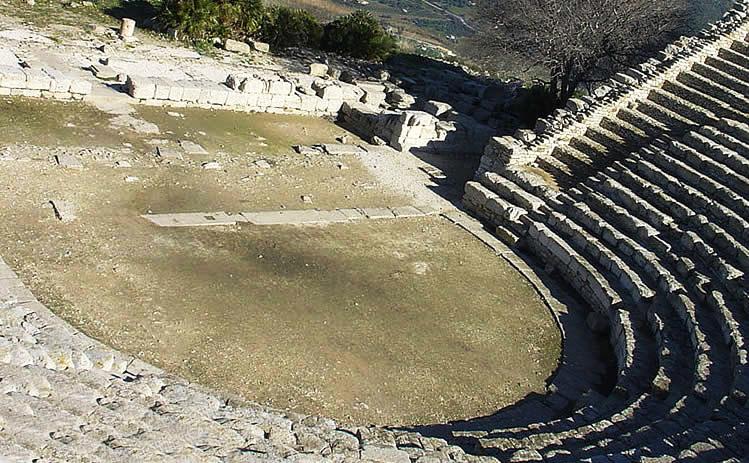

159,0,264,41
509,82,556,127
322,10,397,61
260,6,323,49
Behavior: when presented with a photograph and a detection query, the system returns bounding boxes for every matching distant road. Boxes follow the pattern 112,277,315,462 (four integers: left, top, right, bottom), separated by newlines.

419,0,477,32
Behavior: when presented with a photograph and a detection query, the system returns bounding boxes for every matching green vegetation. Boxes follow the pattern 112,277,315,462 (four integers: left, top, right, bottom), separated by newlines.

260,6,323,49
158,0,397,60
159,0,264,40
322,10,397,60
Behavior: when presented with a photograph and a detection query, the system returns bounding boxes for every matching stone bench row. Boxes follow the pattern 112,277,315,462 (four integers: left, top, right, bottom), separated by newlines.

677,68,749,115
463,170,742,460
603,155,748,295
669,139,749,198
462,182,527,238
633,150,749,244
660,78,748,124
688,128,749,178
546,207,655,305
527,222,623,315
593,158,747,401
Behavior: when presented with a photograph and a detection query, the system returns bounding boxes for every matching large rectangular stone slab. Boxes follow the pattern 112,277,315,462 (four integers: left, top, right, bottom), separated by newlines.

390,206,425,218
142,212,238,227
241,209,349,225
362,208,396,220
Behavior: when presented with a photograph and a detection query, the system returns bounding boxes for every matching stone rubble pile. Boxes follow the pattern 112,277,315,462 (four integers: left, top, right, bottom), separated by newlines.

461,2,749,460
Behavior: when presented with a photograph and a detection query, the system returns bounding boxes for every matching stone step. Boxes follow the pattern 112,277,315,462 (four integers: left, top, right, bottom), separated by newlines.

632,152,749,249
617,107,672,138
677,70,749,115
647,88,719,127
527,221,623,314
698,124,749,160
661,141,749,215
718,46,749,71
536,155,576,188
546,206,656,304
567,134,618,165
592,173,675,232
554,144,595,168
729,38,749,58
691,61,749,100
682,130,749,182
600,115,649,147
582,126,629,158
717,118,749,147
704,55,749,86
634,100,695,132
661,79,748,123
479,171,547,213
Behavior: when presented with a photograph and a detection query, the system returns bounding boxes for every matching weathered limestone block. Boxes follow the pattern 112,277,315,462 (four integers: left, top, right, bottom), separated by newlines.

249,40,270,53
240,75,267,94
119,18,136,38
386,89,415,109
423,100,452,117
484,136,535,166
308,63,328,76
268,78,292,95
0,65,27,88
223,38,251,54
126,75,156,100
23,68,52,90
312,80,343,100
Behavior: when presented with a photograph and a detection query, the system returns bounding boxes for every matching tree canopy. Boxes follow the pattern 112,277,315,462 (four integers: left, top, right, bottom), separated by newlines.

477,0,689,102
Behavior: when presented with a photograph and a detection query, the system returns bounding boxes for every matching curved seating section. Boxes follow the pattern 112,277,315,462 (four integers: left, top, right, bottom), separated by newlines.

463,3,749,461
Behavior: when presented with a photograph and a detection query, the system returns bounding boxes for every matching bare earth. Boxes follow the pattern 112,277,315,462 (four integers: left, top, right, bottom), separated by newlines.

0,97,560,426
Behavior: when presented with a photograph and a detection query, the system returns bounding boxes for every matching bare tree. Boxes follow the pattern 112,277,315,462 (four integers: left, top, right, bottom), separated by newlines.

477,0,689,102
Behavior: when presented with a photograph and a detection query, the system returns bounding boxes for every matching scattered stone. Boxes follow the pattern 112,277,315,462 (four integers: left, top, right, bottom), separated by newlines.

301,195,313,204
115,160,132,168
49,200,76,222
340,70,355,84
119,18,136,38
321,144,365,156
254,159,272,169
55,154,83,169
386,89,415,109
156,146,182,161
179,140,208,155
423,100,452,117
91,63,118,80
293,145,323,156
249,40,270,53
223,39,251,54
201,161,222,170
308,63,328,77
124,176,140,183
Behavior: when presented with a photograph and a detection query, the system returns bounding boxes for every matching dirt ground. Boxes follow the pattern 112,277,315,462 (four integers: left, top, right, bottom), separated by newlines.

0,97,560,426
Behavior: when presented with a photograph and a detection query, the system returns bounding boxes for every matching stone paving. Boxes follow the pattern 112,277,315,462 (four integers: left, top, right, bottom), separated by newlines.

141,206,443,228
